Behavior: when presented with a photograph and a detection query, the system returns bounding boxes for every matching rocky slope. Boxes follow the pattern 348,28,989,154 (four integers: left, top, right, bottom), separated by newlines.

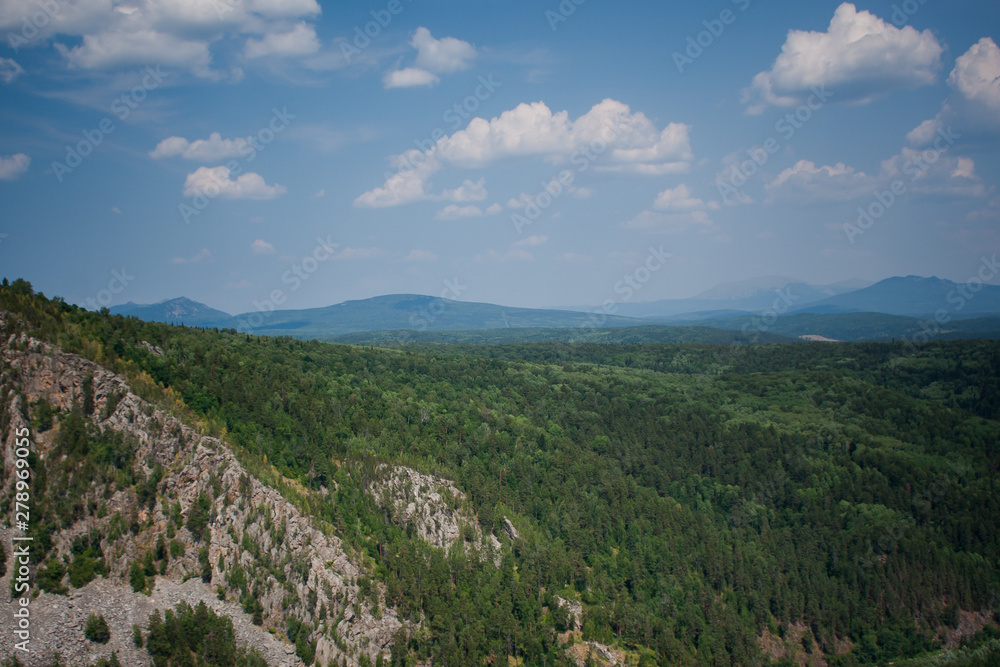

371,465,501,560
0,327,405,666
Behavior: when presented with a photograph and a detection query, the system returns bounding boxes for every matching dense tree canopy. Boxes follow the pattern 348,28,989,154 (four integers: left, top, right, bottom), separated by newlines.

1,281,997,665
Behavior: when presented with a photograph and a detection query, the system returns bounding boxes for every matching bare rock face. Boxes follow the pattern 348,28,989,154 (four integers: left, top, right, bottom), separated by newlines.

371,465,501,563
566,640,625,667
555,596,583,631
0,330,407,666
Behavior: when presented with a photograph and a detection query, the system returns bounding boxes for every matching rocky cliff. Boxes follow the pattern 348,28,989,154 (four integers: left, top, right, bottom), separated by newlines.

0,325,405,666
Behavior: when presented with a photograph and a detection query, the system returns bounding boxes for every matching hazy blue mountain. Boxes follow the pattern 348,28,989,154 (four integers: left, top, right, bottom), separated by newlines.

227,294,646,339
111,297,233,327
791,275,1000,317
586,276,871,319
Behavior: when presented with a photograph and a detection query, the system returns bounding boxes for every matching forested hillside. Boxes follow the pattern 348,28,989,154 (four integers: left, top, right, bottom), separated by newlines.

1,279,998,666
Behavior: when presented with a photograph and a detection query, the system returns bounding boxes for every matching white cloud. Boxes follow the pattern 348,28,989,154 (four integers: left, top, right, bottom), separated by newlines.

383,67,440,89
314,189,325,198
183,166,286,200
514,235,547,248
743,3,942,113
949,37,1000,111
151,133,250,161
0,58,23,83
2,0,323,77
353,153,440,208
435,204,484,220
653,184,719,211
434,99,690,169
245,22,320,58
405,249,437,262
170,248,212,264
411,27,476,73
441,178,487,202
765,150,986,202
0,153,30,180
251,239,276,255
765,160,876,201
621,209,715,233
908,37,1000,145
484,203,503,215
357,99,693,208
57,29,216,78
111,206,121,214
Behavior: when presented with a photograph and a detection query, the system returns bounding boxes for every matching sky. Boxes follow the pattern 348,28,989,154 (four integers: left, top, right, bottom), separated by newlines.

0,0,998,314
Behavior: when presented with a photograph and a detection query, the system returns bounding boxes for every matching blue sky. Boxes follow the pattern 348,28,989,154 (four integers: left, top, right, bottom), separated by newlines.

0,0,998,313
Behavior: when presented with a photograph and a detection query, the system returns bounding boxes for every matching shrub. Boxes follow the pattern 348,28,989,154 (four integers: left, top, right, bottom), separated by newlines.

84,613,110,643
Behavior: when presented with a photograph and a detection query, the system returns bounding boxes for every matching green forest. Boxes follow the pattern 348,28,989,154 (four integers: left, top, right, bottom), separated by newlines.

1,279,998,666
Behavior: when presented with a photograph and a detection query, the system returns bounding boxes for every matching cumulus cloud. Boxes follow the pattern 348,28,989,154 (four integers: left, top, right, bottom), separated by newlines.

907,37,1000,145
0,0,322,77
57,29,215,77
251,239,276,255
743,3,942,113
0,58,23,83
411,27,476,73
245,22,320,58
170,248,212,264
949,37,1000,110
183,166,286,199
765,149,985,202
441,178,487,202
514,235,547,248
405,249,437,262
151,133,250,161
356,99,693,208
765,160,877,201
653,184,719,211
383,67,440,88
353,153,441,208
0,153,30,180
383,28,475,89
435,204,485,220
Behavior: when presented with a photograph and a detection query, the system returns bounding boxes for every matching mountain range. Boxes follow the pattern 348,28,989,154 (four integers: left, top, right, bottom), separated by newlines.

109,275,1000,343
